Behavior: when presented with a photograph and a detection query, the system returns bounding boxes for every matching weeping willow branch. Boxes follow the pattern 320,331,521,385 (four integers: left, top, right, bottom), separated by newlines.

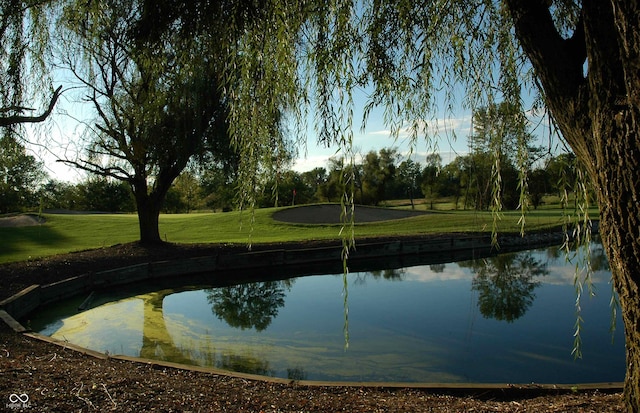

0,86,62,127
220,0,594,356
570,166,595,359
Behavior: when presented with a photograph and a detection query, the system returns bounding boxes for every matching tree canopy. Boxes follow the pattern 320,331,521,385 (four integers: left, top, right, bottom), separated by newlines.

0,1,59,128
208,1,640,408
3,0,640,409
53,0,260,242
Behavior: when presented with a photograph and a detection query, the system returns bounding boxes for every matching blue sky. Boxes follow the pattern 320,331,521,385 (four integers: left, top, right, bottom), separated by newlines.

290,83,559,173
29,79,557,183
29,88,476,183
289,83,477,172
291,109,474,173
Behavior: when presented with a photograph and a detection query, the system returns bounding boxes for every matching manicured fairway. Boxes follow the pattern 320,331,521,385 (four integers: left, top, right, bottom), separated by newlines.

0,204,592,264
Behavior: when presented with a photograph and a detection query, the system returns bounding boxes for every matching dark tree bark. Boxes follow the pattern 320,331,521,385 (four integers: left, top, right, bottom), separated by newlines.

134,190,164,244
0,86,62,127
131,160,186,244
133,184,166,244
506,0,640,409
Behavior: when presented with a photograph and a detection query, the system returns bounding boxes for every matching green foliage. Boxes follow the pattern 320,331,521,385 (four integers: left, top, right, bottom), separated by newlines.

360,148,399,205
259,170,315,208
76,177,135,212
528,169,550,209
164,171,203,213
0,0,56,128
222,0,307,216
0,135,46,213
0,207,573,264
55,0,237,242
299,167,329,202
395,159,422,208
37,180,79,210
421,154,444,209
199,167,237,212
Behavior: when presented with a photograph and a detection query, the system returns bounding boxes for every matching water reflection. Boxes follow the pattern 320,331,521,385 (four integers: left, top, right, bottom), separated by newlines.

368,268,406,281
31,240,625,384
287,367,307,381
219,353,272,376
140,290,197,365
464,253,548,322
206,280,292,331
430,263,446,273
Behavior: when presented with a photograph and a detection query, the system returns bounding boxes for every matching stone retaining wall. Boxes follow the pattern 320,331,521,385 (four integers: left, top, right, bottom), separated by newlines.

0,231,568,330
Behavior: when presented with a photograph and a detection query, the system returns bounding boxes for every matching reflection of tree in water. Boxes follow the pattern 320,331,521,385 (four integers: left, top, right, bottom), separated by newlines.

354,268,405,285
206,280,290,331
218,353,273,376
568,239,610,273
588,242,610,272
370,268,405,280
463,252,549,322
287,367,307,381
430,263,446,273
546,239,609,273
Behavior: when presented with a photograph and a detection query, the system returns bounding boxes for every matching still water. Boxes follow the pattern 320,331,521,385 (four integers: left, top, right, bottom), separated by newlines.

31,242,625,384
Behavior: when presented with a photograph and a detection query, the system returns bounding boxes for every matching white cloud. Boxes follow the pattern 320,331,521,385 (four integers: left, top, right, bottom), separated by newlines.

404,264,471,283
291,155,333,172
363,116,473,140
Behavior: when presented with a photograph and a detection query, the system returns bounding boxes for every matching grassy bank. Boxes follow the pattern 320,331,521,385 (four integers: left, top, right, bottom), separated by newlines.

0,205,595,264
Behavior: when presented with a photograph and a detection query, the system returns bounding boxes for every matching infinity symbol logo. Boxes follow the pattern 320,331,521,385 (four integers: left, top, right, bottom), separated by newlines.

8,393,29,403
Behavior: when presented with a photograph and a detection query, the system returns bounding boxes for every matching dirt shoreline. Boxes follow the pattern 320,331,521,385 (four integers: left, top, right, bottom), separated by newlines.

0,217,625,411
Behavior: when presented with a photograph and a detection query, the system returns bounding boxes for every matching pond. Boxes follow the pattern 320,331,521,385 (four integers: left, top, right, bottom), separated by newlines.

29,241,625,384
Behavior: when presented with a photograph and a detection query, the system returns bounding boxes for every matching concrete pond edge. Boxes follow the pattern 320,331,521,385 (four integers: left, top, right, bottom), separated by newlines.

1,230,623,395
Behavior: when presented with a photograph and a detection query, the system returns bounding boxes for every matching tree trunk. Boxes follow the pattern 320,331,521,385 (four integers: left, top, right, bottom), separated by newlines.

132,179,166,245
598,111,640,412
130,158,185,244
137,199,163,244
505,1,640,409
586,2,640,407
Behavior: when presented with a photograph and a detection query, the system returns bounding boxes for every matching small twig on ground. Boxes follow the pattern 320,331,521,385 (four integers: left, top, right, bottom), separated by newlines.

102,384,117,408
34,352,57,362
74,383,96,410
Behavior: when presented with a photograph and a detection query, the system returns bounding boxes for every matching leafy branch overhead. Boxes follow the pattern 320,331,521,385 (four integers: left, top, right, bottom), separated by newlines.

2,1,640,409
0,86,62,127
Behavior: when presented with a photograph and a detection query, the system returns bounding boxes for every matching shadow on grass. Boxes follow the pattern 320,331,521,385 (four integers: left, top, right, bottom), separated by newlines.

0,224,70,261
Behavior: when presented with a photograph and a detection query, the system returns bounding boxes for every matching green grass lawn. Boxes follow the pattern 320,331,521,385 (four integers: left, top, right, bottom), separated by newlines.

0,205,596,264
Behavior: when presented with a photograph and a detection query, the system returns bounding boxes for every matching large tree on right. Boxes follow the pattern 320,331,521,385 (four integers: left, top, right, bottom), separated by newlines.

505,2,640,408
221,0,639,407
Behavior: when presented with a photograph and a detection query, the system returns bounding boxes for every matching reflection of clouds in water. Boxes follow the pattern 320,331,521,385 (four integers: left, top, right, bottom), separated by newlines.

404,264,472,283
539,265,611,285
531,242,611,285
403,246,611,286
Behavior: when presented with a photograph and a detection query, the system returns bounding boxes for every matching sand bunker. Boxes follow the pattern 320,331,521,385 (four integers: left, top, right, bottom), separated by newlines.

272,204,428,224
0,214,45,228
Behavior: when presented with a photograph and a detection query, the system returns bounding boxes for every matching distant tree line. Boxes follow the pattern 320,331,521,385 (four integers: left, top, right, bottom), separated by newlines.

1,132,584,215
2,101,588,215
253,149,581,211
